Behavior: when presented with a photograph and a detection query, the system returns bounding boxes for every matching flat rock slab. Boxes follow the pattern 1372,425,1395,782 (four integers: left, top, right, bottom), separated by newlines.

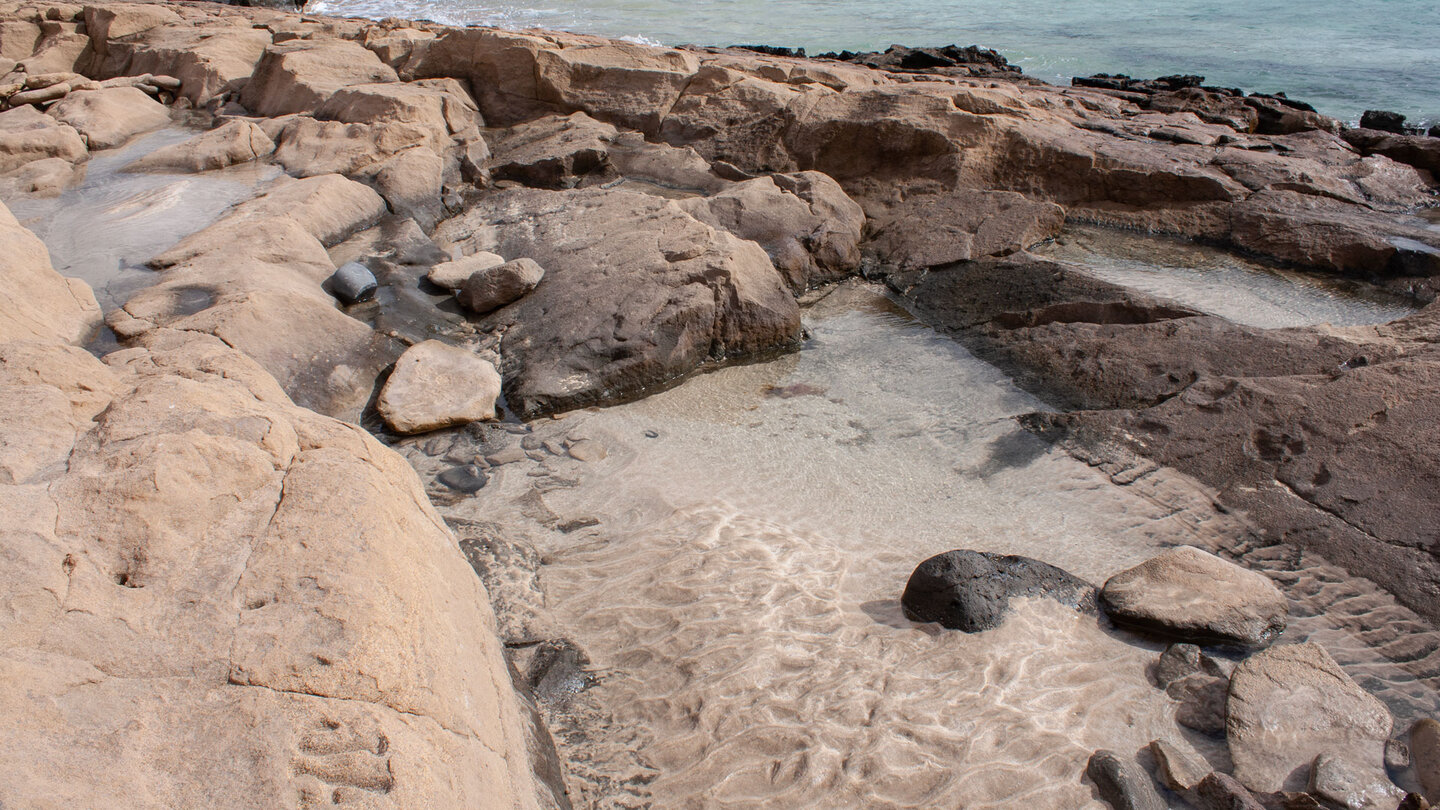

900,549,1095,632
47,86,170,150
1101,545,1288,648
378,340,502,434
427,251,505,290
1227,643,1394,794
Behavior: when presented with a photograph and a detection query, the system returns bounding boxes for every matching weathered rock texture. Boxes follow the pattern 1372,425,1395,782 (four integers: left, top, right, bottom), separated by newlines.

377,339,502,434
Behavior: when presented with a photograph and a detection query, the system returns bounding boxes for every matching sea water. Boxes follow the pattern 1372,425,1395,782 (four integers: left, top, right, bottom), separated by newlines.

306,0,1440,127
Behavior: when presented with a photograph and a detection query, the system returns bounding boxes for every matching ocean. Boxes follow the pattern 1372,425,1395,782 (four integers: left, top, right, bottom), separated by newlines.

306,0,1440,128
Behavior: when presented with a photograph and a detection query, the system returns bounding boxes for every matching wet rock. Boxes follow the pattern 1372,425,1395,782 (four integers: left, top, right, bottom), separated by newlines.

435,187,800,417
438,463,488,493
457,257,545,315
1360,110,1407,134
1155,642,1228,687
485,445,527,466
900,549,1096,632
824,43,1020,76
1086,749,1166,810
1193,772,1267,810
1169,673,1229,736
1231,189,1440,277
1400,794,1434,810
377,340,501,434
428,251,505,290
1227,643,1394,793
123,120,275,172
566,439,606,462
1340,127,1440,175
0,200,100,345
1414,718,1440,802
1149,739,1210,794
1309,751,1406,810
1100,546,1288,648
240,39,399,117
46,86,170,150
866,189,1065,272
217,173,389,248
326,261,378,305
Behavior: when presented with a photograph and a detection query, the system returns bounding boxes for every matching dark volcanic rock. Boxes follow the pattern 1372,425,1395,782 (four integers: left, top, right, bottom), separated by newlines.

817,43,1020,76
1361,110,1407,134
900,549,1095,632
1086,749,1167,810
1341,127,1440,175
1073,73,1206,93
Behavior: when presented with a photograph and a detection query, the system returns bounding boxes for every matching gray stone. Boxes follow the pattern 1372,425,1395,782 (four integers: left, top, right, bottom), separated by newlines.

1309,751,1405,810
457,258,545,315
1101,546,1289,648
567,439,606,462
1414,719,1440,803
328,261,378,305
1148,739,1210,792
1192,772,1266,810
438,464,488,493
901,549,1095,633
1086,749,1165,810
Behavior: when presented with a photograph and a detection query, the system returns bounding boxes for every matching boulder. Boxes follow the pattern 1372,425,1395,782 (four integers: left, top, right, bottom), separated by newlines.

434,187,801,416
677,170,865,292
1230,190,1440,278
18,30,87,75
101,24,272,105
427,251,505,290
1100,546,1288,648
488,110,621,188
377,340,502,434
1227,643,1394,794
0,104,85,173
1192,773,1267,810
899,549,1096,632
1360,110,1406,134
240,39,399,117
79,4,182,73
1309,751,1406,810
0,200,100,345
1148,739,1210,793
457,258,545,314
270,115,433,178
1086,750,1166,810
366,145,446,230
216,173,388,248
315,77,483,151
122,119,274,172
1415,719,1440,803
1341,127,1440,175
532,41,699,135
46,86,171,150
0,155,83,196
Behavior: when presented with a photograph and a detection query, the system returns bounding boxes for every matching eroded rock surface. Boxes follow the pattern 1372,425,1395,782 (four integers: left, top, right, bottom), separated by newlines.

377,339,502,434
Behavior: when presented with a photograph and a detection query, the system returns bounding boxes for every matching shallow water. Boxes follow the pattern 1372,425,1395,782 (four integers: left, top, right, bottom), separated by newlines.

424,282,1440,807
6,127,281,313
1033,225,1418,329
307,0,1440,126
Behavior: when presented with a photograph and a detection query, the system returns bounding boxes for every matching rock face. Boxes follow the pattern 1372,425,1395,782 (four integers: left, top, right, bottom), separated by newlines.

46,86,170,149
1415,719,1440,803
1100,546,1289,648
0,201,100,345
1227,643,1394,794
434,187,801,417
899,549,1095,632
377,340,502,434
123,119,275,172
457,257,545,314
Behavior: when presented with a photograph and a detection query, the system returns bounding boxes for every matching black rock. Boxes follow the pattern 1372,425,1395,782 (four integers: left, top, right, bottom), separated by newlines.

1429,125,1440,138
900,549,1095,632
327,261,378,305
438,464,488,493
1361,109,1407,133
1192,773,1267,810
1086,750,1166,810
1072,73,1204,94
734,44,806,58
817,43,1019,75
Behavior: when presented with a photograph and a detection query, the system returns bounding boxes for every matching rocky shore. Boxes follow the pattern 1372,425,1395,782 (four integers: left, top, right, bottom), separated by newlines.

0,0,1437,807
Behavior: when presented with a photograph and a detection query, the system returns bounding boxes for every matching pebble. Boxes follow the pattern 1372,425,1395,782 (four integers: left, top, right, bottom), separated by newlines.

1149,739,1209,792
485,445,527,466
437,464,487,493
568,439,607,462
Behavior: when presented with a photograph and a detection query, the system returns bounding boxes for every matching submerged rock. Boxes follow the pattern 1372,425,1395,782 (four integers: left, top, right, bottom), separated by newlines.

900,549,1095,632
1192,772,1267,810
377,340,502,434
1086,749,1166,810
123,120,275,173
1100,546,1288,648
1414,718,1440,803
1309,751,1406,810
1227,643,1394,794
1148,739,1209,793
47,86,169,150
327,261,378,305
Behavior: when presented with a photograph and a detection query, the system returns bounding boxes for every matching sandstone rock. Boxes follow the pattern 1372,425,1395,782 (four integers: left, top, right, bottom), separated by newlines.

677,170,864,291
1309,751,1406,810
1169,673,1229,735
457,257,545,314
79,4,182,73
46,86,170,150
1227,643,1393,793
18,30,87,75
427,251,505,290
0,19,40,61
1149,739,1210,792
122,119,274,172
1086,749,1166,810
220,173,388,247
0,104,85,173
1192,772,1267,810
270,115,433,178
1101,546,1288,648
1400,794,1434,810
866,189,1066,271
315,77,483,152
533,41,699,135
435,187,801,416
1231,189,1440,277
0,154,82,196
488,110,621,188
366,145,446,230
0,200,100,345
241,39,399,117
567,439,606,462
377,340,502,434
149,216,336,277
1155,642,1228,687
1341,127,1440,176
900,549,1096,632
1415,719,1440,803
102,24,272,105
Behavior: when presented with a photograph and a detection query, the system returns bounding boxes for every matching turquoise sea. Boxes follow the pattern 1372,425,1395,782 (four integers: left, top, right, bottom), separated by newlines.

307,0,1440,127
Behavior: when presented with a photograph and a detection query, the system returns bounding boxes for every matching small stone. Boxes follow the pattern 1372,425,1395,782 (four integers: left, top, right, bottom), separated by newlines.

1086,749,1166,810
377,340,502,434
485,445,528,466
426,251,505,290
437,464,487,493
542,439,567,456
1168,673,1229,736
1309,751,1405,810
1155,642,1227,687
457,257,545,314
567,439,607,462
1149,739,1210,792
1413,718,1440,802
328,261,378,305
643,429,659,439
1399,793,1433,810
521,434,543,450
1387,738,1411,771
901,549,1095,633
1101,546,1288,648
1192,772,1266,810
557,517,600,533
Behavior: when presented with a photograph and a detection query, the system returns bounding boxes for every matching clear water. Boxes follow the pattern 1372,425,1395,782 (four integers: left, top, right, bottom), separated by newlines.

307,0,1440,126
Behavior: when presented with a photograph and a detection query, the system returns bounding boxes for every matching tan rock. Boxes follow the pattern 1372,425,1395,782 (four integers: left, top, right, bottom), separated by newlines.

106,24,272,105
534,42,699,135
0,19,41,61
377,340,502,434
1148,739,1210,793
866,188,1065,272
1416,719,1440,803
47,86,170,150
457,257,545,314
366,145,447,229
148,215,335,278
0,104,85,173
0,200,100,345
0,154,81,195
122,119,274,172
79,4,182,73
241,39,399,117
271,115,433,177
427,251,505,290
17,29,86,74
223,173,388,247
315,77,483,148
1227,643,1393,793
1231,189,1440,277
